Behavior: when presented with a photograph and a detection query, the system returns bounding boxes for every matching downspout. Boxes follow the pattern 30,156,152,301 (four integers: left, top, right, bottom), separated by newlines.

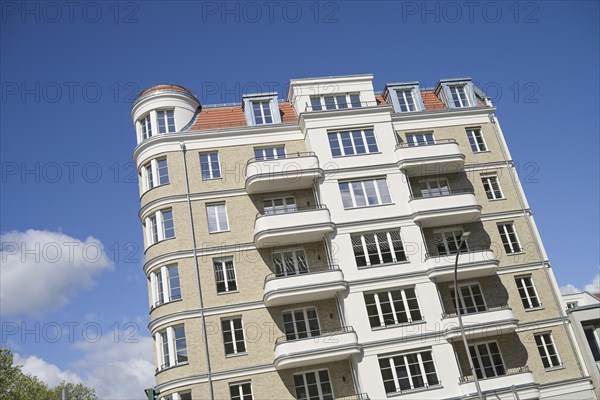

488,113,586,378
180,141,214,399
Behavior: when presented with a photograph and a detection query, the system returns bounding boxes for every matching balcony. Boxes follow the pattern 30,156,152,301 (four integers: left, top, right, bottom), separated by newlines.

425,248,499,282
442,304,518,341
273,326,361,370
254,205,335,248
245,152,323,194
409,189,481,227
460,367,539,399
395,140,465,176
264,265,347,307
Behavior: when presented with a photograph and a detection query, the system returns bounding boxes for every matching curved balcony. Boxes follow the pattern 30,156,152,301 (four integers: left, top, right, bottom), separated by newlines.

460,367,539,399
410,189,481,227
425,248,499,282
263,265,347,307
274,326,361,370
254,205,335,248
245,152,323,194
395,139,465,176
442,304,518,341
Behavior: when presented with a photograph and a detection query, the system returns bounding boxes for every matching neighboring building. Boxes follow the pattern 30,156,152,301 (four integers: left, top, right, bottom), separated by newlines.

131,76,598,400
563,291,600,393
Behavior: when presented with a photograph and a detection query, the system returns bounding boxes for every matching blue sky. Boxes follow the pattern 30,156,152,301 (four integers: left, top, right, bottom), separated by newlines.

1,1,598,397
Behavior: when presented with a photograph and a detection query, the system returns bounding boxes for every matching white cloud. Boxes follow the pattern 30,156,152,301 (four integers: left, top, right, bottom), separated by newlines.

560,283,581,295
584,274,600,293
14,353,83,388
0,229,113,316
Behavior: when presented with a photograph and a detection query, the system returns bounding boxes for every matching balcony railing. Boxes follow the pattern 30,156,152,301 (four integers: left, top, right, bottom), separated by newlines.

424,245,492,259
396,138,457,149
387,382,443,396
246,151,317,165
274,326,355,347
304,101,380,112
441,303,510,319
336,394,370,400
264,264,339,284
459,366,530,383
409,187,474,201
255,204,328,219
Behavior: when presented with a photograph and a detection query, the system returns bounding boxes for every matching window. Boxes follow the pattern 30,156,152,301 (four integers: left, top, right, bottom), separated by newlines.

566,301,578,309
467,128,487,152
339,178,392,208
156,110,175,133
140,114,152,140
328,129,378,157
433,228,467,256
515,276,541,309
406,132,435,146
418,178,450,197
396,89,417,112
179,393,192,400
365,288,422,328
229,382,253,400
263,197,296,215
351,230,406,267
379,351,439,394
535,333,561,369
214,258,237,293
309,93,361,111
583,324,600,361
200,152,221,180
142,158,169,191
293,370,333,400
252,101,273,125
449,85,471,108
273,249,308,277
222,317,246,355
468,341,505,379
206,204,229,233
283,307,320,340
482,175,503,200
152,264,181,306
156,325,187,369
498,223,521,253
146,209,175,246
254,146,285,160
450,283,486,315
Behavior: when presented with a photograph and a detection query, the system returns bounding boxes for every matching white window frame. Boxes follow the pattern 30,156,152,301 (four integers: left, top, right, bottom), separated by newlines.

433,227,467,256
481,175,503,200
282,307,321,340
156,109,176,133
468,341,506,379
466,128,488,152
498,223,522,254
140,114,152,140
351,229,407,267
145,209,175,246
254,146,285,160
418,177,450,197
515,275,542,309
396,89,418,112
206,203,229,233
150,264,181,307
293,369,334,400
339,178,392,209
534,332,562,369
222,317,246,356
273,248,308,277
450,85,472,108
449,282,487,315
379,351,439,394
155,325,187,370
365,287,422,328
327,128,378,157
263,196,297,215
251,100,274,125
229,381,253,400
200,152,221,180
583,324,600,361
310,93,361,111
406,132,435,146
213,257,237,294
142,157,169,192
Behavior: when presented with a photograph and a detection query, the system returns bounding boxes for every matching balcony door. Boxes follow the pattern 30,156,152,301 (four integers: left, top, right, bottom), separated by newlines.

434,228,467,256
283,307,321,340
263,197,296,215
450,283,487,314
273,249,309,277
419,178,450,197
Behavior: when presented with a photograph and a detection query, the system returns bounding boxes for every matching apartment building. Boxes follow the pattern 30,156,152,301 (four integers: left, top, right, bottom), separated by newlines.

131,75,598,400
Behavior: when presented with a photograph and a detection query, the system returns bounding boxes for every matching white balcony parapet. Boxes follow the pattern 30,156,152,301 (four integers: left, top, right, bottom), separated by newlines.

273,326,361,370
254,205,335,248
425,248,499,282
395,139,465,176
442,305,518,341
460,366,540,399
410,189,481,227
263,265,347,307
245,152,323,194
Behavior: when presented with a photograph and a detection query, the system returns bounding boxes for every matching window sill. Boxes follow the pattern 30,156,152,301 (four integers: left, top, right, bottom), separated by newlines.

150,297,183,312
202,177,223,182
225,352,248,358
145,236,176,254
156,361,189,375
208,229,230,234
506,251,526,256
488,197,506,202
525,306,544,312
472,150,491,154
217,290,239,296
357,259,410,270
372,320,425,331
344,202,395,211
141,182,170,198
332,152,382,158
387,384,443,397
544,365,564,372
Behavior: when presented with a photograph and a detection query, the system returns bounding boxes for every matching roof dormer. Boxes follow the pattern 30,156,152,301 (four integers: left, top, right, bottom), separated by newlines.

242,93,282,126
435,78,478,109
383,82,425,113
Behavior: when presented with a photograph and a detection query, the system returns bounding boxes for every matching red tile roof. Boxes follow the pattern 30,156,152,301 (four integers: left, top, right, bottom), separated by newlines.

189,102,297,131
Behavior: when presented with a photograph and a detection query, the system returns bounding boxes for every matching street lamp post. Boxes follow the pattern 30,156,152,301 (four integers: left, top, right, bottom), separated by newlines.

453,232,484,400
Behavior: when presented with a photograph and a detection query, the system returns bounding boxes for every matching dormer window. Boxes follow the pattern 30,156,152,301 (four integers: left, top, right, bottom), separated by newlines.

309,93,361,111
436,79,478,109
140,114,152,140
157,110,175,133
243,93,282,126
384,83,424,113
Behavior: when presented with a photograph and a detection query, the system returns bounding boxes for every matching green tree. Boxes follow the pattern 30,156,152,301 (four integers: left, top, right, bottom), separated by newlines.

0,348,97,400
